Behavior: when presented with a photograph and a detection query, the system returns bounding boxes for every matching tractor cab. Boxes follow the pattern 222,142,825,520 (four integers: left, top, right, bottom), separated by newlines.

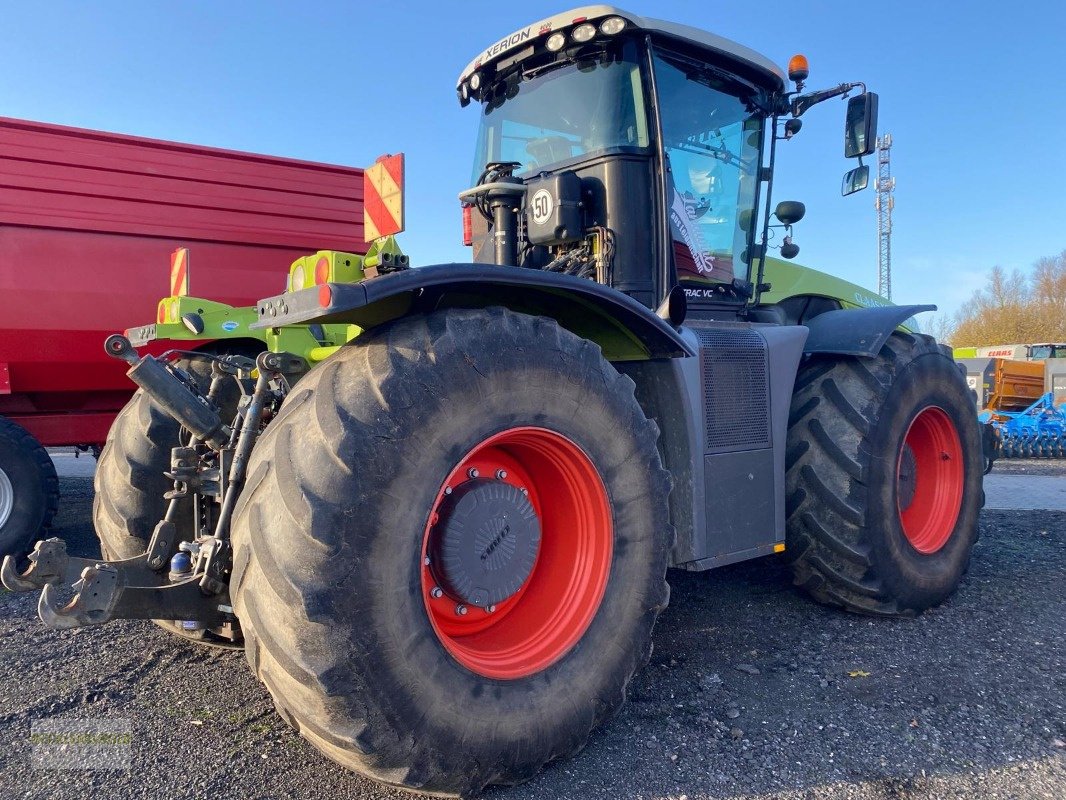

458,6,875,318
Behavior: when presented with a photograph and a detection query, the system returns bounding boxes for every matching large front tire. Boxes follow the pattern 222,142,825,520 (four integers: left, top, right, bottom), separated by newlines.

230,308,672,795
785,332,983,615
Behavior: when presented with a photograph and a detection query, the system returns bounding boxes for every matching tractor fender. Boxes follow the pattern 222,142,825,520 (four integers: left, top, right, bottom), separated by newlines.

802,304,936,358
251,264,695,361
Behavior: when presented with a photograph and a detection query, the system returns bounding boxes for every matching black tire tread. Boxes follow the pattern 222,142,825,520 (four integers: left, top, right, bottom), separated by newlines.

0,415,59,554
93,387,182,559
784,332,974,616
230,308,673,796
93,358,242,559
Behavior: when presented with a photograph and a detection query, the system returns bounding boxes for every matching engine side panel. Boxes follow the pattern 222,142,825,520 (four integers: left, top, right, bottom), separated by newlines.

622,322,807,569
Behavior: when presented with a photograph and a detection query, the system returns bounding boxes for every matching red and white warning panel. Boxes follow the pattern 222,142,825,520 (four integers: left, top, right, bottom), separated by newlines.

363,154,405,242
170,247,190,297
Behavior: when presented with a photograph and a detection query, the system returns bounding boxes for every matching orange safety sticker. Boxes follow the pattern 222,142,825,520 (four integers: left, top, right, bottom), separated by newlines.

363,154,405,242
170,247,190,297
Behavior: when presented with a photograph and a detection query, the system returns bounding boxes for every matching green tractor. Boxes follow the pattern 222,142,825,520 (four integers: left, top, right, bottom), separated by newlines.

3,7,982,795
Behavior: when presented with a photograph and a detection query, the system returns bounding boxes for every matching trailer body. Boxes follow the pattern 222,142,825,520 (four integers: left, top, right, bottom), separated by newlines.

0,116,365,448
0,116,365,553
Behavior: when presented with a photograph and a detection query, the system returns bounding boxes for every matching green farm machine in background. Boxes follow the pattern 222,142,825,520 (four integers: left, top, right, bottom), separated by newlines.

3,7,982,795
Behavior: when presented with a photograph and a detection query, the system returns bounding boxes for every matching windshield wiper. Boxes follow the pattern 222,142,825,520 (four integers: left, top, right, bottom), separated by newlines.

521,43,611,82
521,59,573,82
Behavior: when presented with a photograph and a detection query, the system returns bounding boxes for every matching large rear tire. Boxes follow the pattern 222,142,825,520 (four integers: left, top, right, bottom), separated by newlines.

0,416,59,557
785,332,982,616
230,308,673,795
93,355,247,646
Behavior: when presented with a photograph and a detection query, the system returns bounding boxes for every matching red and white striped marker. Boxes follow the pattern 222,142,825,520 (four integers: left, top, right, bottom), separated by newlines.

170,247,190,297
363,154,405,242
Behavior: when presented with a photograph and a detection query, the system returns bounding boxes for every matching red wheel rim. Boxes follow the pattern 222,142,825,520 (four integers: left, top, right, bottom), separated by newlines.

421,427,612,679
896,406,964,554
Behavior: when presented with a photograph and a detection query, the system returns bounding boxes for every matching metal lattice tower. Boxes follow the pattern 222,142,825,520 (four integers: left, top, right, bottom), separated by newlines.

875,134,895,300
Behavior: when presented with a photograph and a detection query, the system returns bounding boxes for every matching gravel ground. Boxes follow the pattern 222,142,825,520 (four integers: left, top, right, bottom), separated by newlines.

1,465,1064,800
989,458,1066,477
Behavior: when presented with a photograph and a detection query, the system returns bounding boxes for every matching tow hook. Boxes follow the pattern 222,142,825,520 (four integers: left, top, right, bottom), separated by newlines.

4,346,293,633
38,565,120,628
1,538,71,591
35,565,231,630
2,523,232,631
2,524,176,594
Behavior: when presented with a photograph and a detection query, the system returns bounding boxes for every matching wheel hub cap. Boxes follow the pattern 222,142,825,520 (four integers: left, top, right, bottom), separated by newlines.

429,480,540,608
897,444,917,511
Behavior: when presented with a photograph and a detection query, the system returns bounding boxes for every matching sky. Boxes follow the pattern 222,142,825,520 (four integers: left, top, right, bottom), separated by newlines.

3,0,1065,319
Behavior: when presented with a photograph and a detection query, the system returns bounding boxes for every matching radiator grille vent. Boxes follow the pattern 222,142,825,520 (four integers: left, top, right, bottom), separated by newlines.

693,327,770,452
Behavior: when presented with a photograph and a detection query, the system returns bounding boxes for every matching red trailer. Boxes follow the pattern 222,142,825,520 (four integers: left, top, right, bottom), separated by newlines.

0,116,365,552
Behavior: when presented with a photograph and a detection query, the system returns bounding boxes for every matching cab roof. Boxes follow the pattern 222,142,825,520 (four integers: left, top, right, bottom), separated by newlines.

457,5,786,92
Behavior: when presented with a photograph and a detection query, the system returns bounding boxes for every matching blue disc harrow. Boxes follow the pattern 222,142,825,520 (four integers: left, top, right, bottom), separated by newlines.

981,393,1066,460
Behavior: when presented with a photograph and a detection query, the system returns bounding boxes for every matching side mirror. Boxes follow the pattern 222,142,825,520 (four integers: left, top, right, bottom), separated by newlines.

774,200,806,226
844,93,878,158
842,165,870,196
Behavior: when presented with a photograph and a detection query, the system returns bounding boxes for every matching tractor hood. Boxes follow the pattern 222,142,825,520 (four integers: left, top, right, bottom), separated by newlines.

759,257,922,332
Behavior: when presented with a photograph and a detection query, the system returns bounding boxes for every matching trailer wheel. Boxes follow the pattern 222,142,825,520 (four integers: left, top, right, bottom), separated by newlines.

93,355,247,646
0,416,59,557
785,333,983,615
230,308,672,795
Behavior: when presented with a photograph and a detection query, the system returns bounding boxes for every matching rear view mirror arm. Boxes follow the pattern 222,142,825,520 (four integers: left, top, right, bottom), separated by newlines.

791,81,865,117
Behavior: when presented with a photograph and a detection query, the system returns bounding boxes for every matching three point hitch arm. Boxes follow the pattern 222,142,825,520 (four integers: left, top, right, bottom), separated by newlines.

1,336,304,630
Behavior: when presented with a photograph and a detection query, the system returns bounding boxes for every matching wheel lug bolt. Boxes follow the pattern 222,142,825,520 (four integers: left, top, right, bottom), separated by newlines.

495,469,507,480
486,605,496,614
468,468,479,479
444,486,452,495
423,556,431,566
520,487,528,495
430,586,443,599
455,604,468,616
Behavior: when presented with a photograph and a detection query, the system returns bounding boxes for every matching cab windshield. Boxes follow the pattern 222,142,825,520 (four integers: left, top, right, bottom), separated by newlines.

472,43,650,179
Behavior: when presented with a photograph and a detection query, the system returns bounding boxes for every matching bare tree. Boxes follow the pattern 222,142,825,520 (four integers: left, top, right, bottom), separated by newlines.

923,313,957,346
946,252,1066,347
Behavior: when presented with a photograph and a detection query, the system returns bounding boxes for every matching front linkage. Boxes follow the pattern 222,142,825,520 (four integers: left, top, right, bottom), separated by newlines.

1,336,302,633
2,236,410,631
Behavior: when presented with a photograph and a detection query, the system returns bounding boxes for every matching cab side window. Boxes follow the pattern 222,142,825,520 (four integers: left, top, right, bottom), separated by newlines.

653,52,762,288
